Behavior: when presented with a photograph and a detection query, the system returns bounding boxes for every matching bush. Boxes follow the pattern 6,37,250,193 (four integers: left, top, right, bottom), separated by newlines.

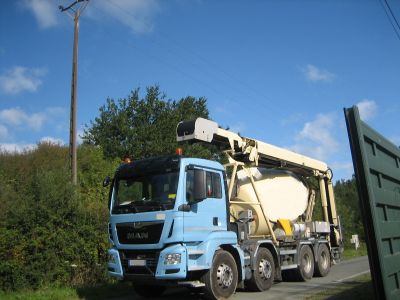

0,144,117,291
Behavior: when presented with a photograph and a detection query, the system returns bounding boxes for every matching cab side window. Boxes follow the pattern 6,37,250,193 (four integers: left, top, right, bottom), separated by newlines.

186,170,194,202
186,169,222,201
206,171,222,199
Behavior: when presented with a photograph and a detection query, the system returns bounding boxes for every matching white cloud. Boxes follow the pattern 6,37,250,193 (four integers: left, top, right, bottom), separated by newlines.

303,64,335,82
0,143,37,154
40,136,65,145
0,108,47,131
356,99,377,121
0,66,47,95
289,113,339,161
90,0,161,34
0,125,8,139
77,129,84,145
21,0,58,29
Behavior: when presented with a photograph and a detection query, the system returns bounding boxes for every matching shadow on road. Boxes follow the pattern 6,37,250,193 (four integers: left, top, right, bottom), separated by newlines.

323,280,374,300
75,283,205,300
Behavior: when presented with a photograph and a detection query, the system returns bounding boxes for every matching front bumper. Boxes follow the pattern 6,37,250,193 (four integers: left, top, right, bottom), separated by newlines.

107,244,188,280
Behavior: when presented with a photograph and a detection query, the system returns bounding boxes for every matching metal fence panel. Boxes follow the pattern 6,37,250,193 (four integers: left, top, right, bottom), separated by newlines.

345,106,400,300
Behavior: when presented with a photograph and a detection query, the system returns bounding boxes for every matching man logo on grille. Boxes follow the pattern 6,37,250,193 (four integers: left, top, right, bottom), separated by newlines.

127,232,149,240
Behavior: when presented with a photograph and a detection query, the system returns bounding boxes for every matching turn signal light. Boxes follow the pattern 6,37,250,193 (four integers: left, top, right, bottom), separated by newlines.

176,148,183,156
123,157,132,164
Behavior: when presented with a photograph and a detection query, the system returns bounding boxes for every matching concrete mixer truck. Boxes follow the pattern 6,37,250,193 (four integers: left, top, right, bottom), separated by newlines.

106,118,343,299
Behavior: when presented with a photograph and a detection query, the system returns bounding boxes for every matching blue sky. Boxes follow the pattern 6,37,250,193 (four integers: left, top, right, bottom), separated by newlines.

1,0,399,180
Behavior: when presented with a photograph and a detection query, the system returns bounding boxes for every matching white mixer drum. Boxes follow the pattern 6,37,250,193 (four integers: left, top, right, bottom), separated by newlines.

234,168,309,223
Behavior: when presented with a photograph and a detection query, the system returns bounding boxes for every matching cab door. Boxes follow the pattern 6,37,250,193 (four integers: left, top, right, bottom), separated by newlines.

182,166,227,242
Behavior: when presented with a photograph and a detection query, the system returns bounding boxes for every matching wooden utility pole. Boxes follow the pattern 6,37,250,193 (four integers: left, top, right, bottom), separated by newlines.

59,0,89,185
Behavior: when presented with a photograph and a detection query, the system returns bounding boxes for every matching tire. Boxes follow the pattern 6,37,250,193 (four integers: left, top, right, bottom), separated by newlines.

246,247,275,291
133,284,166,298
296,245,314,281
202,250,238,300
314,243,331,277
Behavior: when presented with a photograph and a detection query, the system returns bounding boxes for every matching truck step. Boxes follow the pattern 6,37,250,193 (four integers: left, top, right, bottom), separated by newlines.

280,249,297,255
178,280,205,288
281,264,298,270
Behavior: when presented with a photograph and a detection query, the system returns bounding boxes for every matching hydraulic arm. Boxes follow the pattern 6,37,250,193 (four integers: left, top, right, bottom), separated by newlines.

177,118,329,176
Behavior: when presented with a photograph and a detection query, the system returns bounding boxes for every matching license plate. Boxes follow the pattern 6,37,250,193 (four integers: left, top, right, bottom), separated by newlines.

128,259,146,267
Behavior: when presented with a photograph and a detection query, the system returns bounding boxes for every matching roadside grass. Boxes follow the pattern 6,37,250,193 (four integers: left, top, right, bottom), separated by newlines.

0,286,77,300
0,282,134,300
342,242,368,260
306,274,373,300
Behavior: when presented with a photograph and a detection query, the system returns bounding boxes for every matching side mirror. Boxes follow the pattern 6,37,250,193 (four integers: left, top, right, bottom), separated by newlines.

103,176,111,187
193,169,207,202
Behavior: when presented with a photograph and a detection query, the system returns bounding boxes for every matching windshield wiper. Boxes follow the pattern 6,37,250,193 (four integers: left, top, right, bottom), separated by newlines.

112,201,139,214
113,199,174,214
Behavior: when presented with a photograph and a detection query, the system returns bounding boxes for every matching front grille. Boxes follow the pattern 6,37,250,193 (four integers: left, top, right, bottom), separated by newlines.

116,221,164,245
120,250,160,275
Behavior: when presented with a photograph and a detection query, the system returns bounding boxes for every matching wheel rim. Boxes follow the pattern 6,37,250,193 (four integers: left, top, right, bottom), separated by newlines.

258,258,272,280
320,249,328,269
302,252,312,273
216,263,234,288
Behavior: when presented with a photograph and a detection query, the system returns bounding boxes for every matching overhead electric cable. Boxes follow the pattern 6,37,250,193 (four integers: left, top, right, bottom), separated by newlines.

384,0,400,32
102,0,285,124
379,0,400,41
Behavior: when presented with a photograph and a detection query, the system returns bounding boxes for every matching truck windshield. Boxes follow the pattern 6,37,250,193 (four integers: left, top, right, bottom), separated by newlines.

112,171,179,214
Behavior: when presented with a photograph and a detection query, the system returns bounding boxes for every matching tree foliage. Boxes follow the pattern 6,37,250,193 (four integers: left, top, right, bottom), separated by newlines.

0,144,118,291
83,86,212,160
334,178,364,246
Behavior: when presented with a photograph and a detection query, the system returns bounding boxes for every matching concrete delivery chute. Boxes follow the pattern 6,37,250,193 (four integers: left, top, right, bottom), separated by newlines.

106,117,343,300
176,117,329,175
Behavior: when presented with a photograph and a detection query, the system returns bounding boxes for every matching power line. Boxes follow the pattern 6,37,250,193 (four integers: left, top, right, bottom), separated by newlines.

101,0,285,125
379,0,400,42
384,0,400,31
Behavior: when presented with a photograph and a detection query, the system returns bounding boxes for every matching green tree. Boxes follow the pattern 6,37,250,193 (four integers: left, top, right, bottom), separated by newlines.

334,178,364,246
83,86,212,160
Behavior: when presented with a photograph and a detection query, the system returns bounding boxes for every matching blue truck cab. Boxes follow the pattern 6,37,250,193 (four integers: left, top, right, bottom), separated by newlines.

107,155,245,299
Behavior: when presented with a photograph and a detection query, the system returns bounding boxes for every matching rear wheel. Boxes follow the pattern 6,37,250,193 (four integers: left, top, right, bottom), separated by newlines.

133,284,166,298
296,245,314,281
314,243,331,277
246,247,275,291
202,250,238,300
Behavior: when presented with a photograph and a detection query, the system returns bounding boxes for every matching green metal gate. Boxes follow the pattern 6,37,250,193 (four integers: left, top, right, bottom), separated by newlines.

345,106,400,300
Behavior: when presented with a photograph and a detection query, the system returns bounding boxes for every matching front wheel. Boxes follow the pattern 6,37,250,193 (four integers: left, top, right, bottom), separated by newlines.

202,250,238,300
246,247,275,291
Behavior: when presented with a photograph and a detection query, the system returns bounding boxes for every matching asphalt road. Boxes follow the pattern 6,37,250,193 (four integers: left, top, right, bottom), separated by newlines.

120,256,370,300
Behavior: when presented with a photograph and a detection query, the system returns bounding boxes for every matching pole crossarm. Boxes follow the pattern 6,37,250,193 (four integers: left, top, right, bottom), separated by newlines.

59,0,88,13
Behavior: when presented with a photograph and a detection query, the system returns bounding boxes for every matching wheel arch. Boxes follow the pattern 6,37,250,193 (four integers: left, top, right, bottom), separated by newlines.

220,244,244,282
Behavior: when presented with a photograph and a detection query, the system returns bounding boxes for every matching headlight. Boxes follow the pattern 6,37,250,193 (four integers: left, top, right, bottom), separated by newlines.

164,253,181,265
